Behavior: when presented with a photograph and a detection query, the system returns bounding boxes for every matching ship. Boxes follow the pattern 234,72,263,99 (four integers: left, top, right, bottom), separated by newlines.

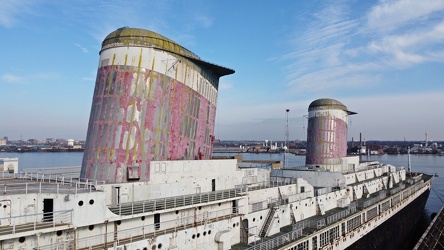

0,27,433,250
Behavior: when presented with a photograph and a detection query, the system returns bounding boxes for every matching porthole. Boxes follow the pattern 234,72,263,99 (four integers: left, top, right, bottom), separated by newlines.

198,206,202,210
143,247,148,250
3,205,6,208
237,222,239,226
89,199,94,205
89,225,94,230
218,203,221,206
282,210,285,213
192,234,196,239
175,210,179,214
208,230,211,235
260,216,263,220
78,200,84,206
158,243,162,249
19,237,25,243
233,223,236,228
203,231,207,236
197,233,200,238
56,230,62,236
141,216,145,221
116,220,121,225
253,218,256,222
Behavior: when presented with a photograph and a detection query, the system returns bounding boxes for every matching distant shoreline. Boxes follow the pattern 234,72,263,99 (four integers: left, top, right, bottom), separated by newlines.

1,149,441,156
0,148,84,153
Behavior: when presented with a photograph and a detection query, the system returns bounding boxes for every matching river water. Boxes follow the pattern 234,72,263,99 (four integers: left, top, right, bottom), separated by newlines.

1,152,443,215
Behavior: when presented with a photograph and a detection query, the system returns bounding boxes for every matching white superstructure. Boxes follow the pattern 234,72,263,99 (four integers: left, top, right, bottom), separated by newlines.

0,154,432,250
0,158,18,174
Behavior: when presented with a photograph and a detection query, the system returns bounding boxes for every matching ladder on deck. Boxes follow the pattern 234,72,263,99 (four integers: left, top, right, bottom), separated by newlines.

259,206,278,238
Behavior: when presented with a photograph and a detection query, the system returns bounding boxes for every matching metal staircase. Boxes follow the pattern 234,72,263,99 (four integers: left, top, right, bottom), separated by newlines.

259,206,278,238
290,205,296,224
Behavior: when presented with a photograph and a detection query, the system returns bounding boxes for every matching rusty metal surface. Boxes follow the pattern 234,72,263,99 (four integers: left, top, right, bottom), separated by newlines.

305,115,348,166
101,27,234,78
305,98,353,166
80,28,234,183
102,27,200,60
308,98,357,115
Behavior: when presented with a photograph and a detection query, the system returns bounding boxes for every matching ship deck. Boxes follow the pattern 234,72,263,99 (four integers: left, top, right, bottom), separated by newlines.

0,166,97,195
0,178,97,195
232,172,433,250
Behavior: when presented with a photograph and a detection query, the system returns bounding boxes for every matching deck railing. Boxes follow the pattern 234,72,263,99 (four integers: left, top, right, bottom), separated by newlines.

0,180,98,195
0,167,103,195
247,178,299,192
249,192,310,213
0,210,73,237
246,227,303,250
108,188,244,216
251,176,431,250
38,206,240,250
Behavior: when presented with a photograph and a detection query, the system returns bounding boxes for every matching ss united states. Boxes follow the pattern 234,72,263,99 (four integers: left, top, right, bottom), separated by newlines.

0,27,432,250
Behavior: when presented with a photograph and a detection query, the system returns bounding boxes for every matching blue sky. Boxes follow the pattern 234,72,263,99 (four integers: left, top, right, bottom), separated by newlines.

1,0,443,142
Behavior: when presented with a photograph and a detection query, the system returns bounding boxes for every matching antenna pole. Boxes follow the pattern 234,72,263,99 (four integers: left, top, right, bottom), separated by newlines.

408,146,411,174
284,109,290,168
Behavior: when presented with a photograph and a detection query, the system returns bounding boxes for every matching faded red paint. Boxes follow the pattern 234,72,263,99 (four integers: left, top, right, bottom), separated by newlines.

305,115,347,166
81,65,216,183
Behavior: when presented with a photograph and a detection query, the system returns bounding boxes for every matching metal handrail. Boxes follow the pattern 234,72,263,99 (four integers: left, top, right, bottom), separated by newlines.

0,210,73,236
38,206,241,249
0,181,98,195
108,188,244,216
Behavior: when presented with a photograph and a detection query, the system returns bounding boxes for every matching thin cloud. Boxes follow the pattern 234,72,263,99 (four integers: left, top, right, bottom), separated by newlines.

74,43,89,53
367,0,444,32
33,72,61,81
282,2,363,92
194,14,213,29
219,82,233,90
287,65,381,93
368,21,444,67
82,77,95,81
1,74,23,83
82,71,97,82
57,1,173,44
0,0,36,28
280,1,444,95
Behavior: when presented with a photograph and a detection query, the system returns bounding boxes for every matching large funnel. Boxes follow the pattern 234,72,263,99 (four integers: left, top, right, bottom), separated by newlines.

305,98,356,170
81,28,234,183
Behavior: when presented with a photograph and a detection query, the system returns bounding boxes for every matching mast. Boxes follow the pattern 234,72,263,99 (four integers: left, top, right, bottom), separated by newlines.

284,109,290,168
408,146,411,174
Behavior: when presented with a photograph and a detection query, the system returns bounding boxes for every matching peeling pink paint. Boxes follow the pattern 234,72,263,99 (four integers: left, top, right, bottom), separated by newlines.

305,116,348,166
81,66,217,183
